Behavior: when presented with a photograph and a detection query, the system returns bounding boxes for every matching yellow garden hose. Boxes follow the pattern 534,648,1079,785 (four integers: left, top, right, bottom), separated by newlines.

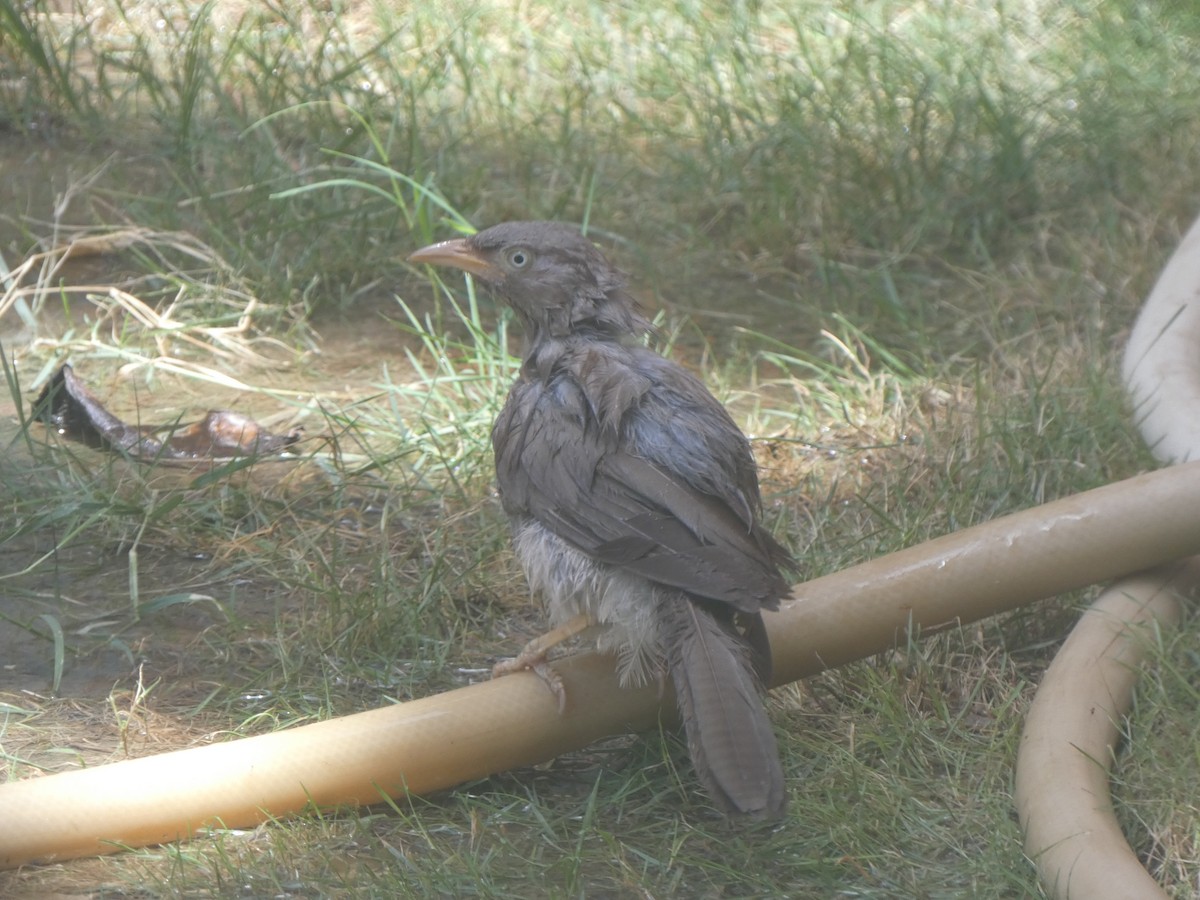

1122,211,1200,465
5,460,1200,867
1014,562,1197,900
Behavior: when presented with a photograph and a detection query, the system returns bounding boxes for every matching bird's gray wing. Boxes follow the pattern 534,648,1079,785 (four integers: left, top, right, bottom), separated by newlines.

494,379,791,613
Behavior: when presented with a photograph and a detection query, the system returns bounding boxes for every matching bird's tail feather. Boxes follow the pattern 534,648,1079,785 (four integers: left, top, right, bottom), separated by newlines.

661,594,785,819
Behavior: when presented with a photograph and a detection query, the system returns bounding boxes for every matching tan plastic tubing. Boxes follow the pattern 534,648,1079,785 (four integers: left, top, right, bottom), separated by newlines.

7,460,1200,867
1014,562,1196,900
1013,210,1200,899
1122,210,1200,466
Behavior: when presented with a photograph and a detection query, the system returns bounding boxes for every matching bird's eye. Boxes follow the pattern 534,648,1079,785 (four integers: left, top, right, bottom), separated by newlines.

506,247,532,269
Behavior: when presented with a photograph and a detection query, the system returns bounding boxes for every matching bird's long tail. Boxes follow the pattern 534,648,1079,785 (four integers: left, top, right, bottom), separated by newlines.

660,594,785,819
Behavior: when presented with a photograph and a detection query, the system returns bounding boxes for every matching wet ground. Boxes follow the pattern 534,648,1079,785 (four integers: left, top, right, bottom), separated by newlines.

0,391,290,699
0,163,427,746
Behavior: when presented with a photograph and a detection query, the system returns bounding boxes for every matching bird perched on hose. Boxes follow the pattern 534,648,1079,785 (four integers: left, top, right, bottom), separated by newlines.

410,221,794,819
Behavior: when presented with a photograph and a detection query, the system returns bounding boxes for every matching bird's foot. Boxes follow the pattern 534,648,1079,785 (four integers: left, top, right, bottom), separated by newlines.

493,652,567,713
491,612,594,714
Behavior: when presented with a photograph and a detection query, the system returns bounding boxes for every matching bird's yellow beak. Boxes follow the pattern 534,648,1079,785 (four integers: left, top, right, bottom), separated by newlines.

408,237,502,281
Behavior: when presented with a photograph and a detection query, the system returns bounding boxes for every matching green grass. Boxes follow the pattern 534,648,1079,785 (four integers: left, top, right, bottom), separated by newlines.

2,0,1199,896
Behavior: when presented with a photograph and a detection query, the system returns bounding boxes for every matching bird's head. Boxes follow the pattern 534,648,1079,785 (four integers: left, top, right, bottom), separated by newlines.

409,221,650,341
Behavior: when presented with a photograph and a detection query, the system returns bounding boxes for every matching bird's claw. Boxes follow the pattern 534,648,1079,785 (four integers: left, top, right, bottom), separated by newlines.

493,654,568,713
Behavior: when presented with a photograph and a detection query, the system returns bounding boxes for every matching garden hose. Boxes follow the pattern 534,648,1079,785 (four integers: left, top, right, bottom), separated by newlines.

1014,562,1196,900
4,460,1200,866
1012,211,1200,898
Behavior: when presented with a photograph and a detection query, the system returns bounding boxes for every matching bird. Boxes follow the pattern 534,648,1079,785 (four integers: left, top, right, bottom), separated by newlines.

409,221,794,819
